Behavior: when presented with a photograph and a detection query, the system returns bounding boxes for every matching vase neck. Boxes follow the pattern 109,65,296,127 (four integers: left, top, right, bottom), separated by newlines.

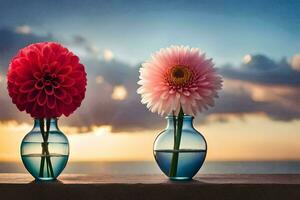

166,116,176,130
182,115,194,129
166,115,194,130
33,118,59,132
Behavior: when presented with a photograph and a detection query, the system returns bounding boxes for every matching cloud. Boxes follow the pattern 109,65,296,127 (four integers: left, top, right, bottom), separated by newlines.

0,27,54,72
213,54,300,121
72,35,87,45
242,54,252,64
69,35,100,58
220,54,300,86
208,79,300,121
95,75,104,84
103,49,114,61
0,27,299,132
0,27,154,131
64,53,300,131
15,25,31,35
0,28,55,124
71,35,114,62
291,54,300,71
111,85,128,100
62,58,161,132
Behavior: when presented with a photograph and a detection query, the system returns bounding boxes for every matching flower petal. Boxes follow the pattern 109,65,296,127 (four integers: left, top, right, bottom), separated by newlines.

54,88,67,100
69,71,83,79
19,80,36,93
64,93,72,104
45,85,54,95
47,95,56,109
42,45,52,62
27,90,40,102
57,65,72,75
37,90,47,106
61,77,75,87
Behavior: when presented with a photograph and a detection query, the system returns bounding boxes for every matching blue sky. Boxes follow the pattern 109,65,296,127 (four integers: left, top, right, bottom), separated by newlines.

0,0,299,65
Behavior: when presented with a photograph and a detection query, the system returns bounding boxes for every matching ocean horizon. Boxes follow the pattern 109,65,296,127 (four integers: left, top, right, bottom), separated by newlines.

1,161,300,175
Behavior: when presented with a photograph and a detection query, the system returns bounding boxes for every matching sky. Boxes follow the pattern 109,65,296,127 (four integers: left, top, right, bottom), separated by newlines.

0,0,299,162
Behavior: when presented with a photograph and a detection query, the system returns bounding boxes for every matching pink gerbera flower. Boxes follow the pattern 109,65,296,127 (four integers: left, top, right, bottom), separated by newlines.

137,45,222,116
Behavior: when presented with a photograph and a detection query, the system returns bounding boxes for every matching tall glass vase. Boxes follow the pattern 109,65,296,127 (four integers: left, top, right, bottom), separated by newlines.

21,118,69,181
153,115,207,180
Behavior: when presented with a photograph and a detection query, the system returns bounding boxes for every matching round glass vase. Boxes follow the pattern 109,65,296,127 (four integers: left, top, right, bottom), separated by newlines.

153,115,207,180
20,118,69,181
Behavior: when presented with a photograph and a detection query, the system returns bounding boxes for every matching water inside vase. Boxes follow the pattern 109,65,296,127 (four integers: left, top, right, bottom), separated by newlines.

22,153,68,180
154,149,206,180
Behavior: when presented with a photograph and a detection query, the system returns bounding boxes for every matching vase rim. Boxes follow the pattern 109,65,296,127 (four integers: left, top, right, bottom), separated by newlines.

33,117,59,120
165,114,194,119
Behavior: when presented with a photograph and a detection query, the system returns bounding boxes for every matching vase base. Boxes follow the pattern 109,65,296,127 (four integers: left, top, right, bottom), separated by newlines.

35,177,57,181
169,177,192,181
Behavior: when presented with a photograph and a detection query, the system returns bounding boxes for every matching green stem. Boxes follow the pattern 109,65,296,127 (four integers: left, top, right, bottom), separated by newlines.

39,119,46,178
38,118,54,178
46,160,50,177
172,111,176,149
45,118,54,178
169,107,184,178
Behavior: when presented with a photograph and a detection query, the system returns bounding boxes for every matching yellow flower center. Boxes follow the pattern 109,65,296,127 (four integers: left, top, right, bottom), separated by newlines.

169,65,192,86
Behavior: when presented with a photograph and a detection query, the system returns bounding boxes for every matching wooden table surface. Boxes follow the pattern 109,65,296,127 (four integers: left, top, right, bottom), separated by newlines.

0,173,300,200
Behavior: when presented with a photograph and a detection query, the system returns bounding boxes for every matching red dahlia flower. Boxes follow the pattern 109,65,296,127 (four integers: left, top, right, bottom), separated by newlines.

7,42,87,118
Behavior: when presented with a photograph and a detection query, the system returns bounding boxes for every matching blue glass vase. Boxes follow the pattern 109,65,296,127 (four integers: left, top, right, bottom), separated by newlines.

21,118,69,181
153,115,207,180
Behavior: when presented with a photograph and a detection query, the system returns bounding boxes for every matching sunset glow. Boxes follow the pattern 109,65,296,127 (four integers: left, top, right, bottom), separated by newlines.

0,115,299,162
